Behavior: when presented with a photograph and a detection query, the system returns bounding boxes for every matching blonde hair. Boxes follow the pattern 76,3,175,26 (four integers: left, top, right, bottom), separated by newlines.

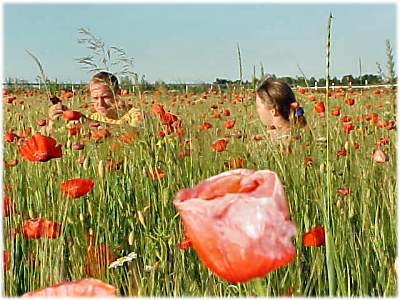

89,71,119,93
256,79,306,128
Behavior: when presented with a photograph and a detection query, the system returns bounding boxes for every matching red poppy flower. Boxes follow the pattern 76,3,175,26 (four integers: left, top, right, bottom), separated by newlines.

4,159,18,168
145,168,166,180
157,130,166,138
199,113,207,118
342,123,355,134
118,131,138,144
307,95,316,102
372,149,389,163
330,108,340,116
4,132,18,143
178,238,192,250
160,112,178,126
302,226,325,247
376,137,389,146
3,250,10,271
202,122,213,130
336,148,347,157
253,134,264,141
60,178,94,198
341,116,351,123
372,89,382,95
21,278,116,297
22,217,62,239
304,157,314,166
84,244,114,277
211,139,228,152
36,119,47,126
314,102,325,113
224,156,243,169
298,87,306,94
19,133,62,162
62,91,74,99
174,169,297,283
91,129,112,142
336,187,350,196
151,103,166,116
344,98,355,106
223,119,236,129
222,109,230,116
63,110,81,121
3,195,15,217
384,120,395,130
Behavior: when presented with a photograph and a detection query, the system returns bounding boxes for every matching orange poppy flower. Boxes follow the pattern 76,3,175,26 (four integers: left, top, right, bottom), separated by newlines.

224,156,243,169
253,134,264,141
302,226,325,247
178,238,192,250
174,169,297,283
4,132,17,143
307,95,316,102
314,102,325,113
3,195,15,217
4,159,18,168
344,98,355,106
341,116,351,123
211,139,228,152
19,133,62,162
331,108,340,116
222,109,230,116
336,187,350,196
145,168,166,180
60,178,94,198
63,110,81,121
342,123,355,134
91,129,112,142
36,119,47,126
336,148,347,157
223,119,236,129
303,157,314,166
202,122,213,130
3,250,10,271
62,91,74,99
151,103,166,116
21,278,116,297
22,217,62,239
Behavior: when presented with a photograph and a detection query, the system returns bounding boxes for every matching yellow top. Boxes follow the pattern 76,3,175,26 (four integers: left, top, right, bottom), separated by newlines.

88,107,142,127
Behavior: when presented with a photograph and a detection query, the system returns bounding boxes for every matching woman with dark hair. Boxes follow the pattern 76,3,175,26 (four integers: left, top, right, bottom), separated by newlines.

255,79,307,145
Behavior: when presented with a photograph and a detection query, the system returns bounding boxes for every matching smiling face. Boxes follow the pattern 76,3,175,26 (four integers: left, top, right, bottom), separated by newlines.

89,82,117,119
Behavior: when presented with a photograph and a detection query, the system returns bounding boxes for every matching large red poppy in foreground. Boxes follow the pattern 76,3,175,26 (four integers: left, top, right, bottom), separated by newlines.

18,133,62,162
174,169,297,283
22,278,116,297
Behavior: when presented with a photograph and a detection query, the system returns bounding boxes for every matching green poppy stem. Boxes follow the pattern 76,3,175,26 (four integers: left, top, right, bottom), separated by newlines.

253,277,266,296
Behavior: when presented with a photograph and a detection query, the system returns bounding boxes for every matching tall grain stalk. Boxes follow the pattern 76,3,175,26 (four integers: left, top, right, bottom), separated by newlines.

324,12,337,296
237,43,243,85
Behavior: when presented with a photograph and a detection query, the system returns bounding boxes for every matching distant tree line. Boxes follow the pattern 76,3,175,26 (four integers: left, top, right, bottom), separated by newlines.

214,73,388,87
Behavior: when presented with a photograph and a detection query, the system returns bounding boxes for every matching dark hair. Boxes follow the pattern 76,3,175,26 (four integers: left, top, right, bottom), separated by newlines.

256,79,306,127
90,71,119,92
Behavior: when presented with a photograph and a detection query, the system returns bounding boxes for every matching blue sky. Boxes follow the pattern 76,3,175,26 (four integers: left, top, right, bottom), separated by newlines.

3,3,397,83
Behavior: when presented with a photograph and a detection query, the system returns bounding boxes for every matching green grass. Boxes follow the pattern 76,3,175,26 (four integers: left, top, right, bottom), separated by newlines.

2,87,397,296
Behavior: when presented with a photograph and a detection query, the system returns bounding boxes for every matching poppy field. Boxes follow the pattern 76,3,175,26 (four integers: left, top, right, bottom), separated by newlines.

2,84,397,296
